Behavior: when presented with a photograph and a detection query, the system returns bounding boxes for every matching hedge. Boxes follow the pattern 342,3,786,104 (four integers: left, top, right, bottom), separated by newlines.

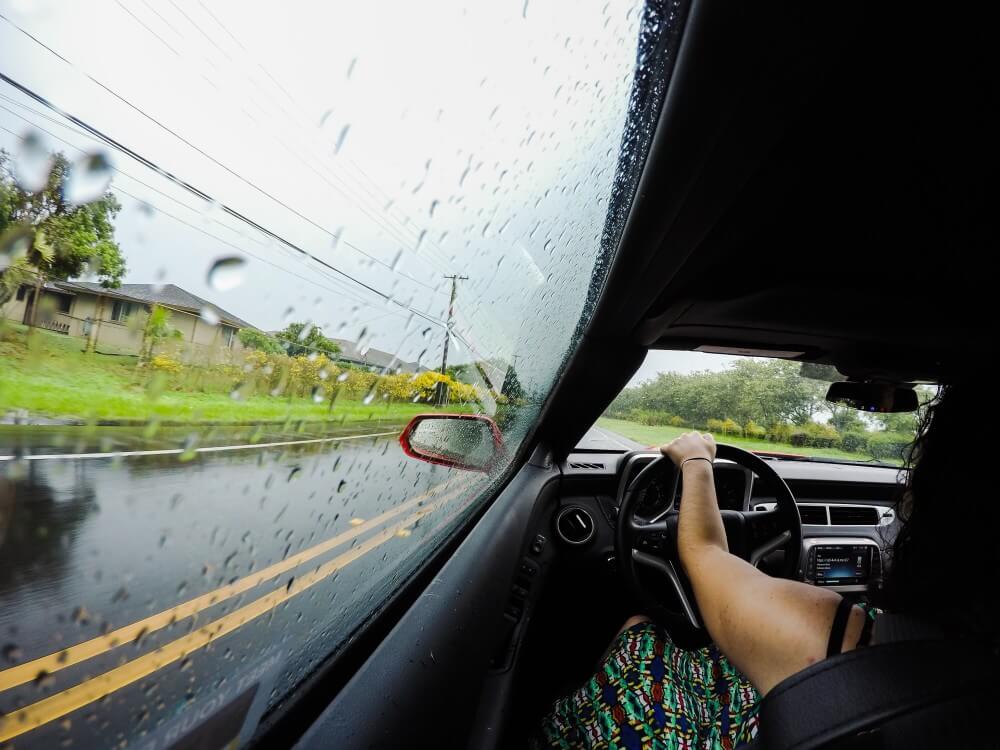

607,408,915,460
149,350,490,406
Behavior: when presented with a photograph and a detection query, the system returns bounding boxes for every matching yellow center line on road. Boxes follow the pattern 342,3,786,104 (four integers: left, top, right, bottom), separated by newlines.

0,478,461,694
0,430,402,461
0,496,453,743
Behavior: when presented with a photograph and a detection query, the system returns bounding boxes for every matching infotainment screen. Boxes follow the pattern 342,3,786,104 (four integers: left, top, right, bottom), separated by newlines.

811,545,872,585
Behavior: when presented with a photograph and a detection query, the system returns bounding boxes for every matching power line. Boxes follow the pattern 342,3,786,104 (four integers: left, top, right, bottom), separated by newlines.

131,4,501,350
0,69,447,330
105,4,454,291
0,12,447,302
0,105,451,359
166,3,458,274
0,11,495,361
0,112,409,324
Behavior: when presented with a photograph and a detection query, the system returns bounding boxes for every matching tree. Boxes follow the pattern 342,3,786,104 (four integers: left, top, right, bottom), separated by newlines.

238,328,286,355
0,149,126,326
1,228,53,307
606,359,826,428
828,403,866,432
140,304,183,361
275,322,341,358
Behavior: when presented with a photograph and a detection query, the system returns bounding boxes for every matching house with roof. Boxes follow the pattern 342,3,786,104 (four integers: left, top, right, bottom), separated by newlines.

329,337,423,374
1,280,254,360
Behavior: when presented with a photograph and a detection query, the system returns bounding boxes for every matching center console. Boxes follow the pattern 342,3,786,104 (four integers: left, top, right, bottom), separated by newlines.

802,537,882,593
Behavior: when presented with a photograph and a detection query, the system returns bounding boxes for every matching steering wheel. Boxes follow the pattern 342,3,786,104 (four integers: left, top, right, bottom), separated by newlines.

614,444,802,638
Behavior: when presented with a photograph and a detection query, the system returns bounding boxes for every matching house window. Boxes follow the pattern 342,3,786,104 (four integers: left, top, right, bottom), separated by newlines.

16,285,27,301
51,293,72,314
222,326,236,348
111,300,135,322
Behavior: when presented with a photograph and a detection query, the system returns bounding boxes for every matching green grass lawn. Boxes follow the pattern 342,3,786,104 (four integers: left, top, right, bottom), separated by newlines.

0,326,462,426
597,417,900,465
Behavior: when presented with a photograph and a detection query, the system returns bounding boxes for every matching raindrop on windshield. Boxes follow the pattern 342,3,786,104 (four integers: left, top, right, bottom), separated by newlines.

151,267,167,293
336,371,350,383
362,384,377,405
206,256,247,291
2,643,23,664
14,131,53,192
429,200,439,218
334,124,351,155
0,226,33,271
63,152,113,205
311,386,325,403
34,670,55,689
330,227,344,251
200,306,220,326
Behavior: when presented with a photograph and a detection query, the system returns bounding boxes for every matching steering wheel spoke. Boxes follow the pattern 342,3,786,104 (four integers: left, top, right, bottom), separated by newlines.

627,515,674,555
631,549,702,629
744,508,793,566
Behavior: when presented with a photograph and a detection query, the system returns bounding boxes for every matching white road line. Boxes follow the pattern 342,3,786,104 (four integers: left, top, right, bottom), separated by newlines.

591,426,638,450
0,431,399,461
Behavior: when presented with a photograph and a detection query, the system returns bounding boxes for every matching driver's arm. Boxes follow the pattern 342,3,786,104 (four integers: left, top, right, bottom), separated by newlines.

664,432,869,696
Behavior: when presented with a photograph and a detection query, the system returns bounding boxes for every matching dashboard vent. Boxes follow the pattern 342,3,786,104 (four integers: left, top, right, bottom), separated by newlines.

569,462,605,470
829,506,881,525
798,505,828,525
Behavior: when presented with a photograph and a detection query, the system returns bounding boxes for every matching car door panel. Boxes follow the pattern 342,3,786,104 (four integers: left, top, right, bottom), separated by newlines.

296,451,560,750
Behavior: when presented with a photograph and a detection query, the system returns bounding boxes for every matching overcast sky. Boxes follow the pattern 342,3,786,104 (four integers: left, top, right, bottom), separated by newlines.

628,350,740,387
1,0,651,394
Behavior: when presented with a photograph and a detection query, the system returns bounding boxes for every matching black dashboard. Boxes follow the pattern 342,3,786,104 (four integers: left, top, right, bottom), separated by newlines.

548,450,903,595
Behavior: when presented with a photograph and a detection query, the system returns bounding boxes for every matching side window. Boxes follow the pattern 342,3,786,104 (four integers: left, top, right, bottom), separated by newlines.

110,299,132,322
54,294,72,314
0,1,649,747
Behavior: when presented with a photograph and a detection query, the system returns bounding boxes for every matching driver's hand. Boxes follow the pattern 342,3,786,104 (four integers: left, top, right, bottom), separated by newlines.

660,431,716,467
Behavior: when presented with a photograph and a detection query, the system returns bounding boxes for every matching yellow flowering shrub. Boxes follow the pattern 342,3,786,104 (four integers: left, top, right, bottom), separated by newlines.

149,355,183,375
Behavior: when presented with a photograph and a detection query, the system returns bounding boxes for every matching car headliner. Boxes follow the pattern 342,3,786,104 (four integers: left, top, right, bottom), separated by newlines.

537,1,994,457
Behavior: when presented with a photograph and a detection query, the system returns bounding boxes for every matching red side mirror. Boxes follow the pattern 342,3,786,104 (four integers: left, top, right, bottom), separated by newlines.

399,413,504,473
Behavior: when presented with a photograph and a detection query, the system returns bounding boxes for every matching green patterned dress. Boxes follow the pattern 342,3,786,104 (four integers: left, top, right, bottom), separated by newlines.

534,621,761,750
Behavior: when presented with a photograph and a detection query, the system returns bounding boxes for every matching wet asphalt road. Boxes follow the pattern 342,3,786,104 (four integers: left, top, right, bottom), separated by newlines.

0,425,631,748
0,425,491,748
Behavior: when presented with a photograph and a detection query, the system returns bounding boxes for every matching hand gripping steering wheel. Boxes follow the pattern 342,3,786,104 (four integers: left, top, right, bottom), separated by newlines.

614,444,802,637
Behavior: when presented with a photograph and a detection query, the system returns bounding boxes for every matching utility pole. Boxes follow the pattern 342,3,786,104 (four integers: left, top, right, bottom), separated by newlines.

438,274,468,405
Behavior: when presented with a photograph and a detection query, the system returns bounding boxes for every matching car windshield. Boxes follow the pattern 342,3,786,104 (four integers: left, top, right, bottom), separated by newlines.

586,351,934,466
0,1,661,745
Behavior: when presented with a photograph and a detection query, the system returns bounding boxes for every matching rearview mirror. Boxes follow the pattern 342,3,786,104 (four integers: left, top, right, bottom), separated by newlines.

399,414,504,472
826,381,918,413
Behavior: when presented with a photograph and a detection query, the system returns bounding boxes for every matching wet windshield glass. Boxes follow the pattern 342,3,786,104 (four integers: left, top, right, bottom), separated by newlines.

588,351,934,465
0,0,661,745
